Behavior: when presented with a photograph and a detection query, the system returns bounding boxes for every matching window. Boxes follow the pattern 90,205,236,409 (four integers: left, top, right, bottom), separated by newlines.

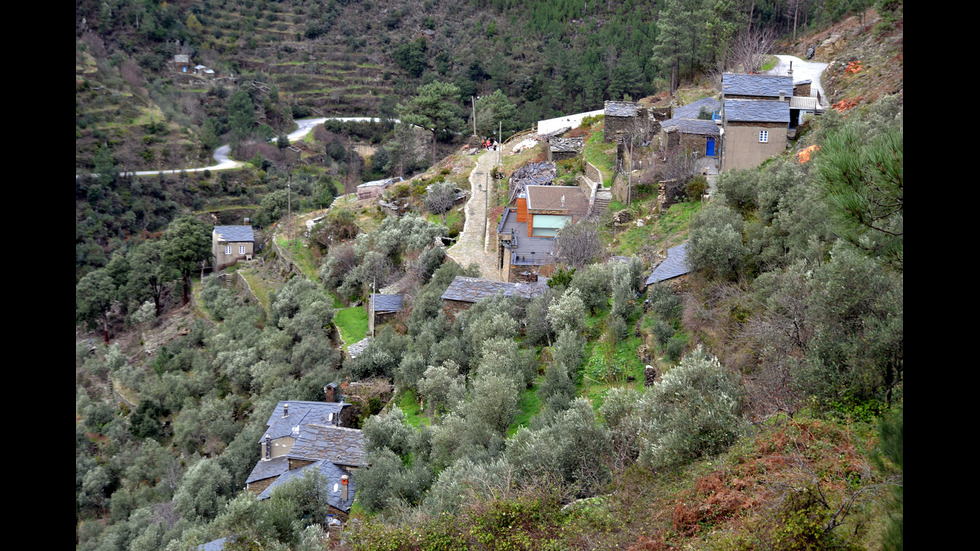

224,245,231,255
239,245,246,255
759,130,769,143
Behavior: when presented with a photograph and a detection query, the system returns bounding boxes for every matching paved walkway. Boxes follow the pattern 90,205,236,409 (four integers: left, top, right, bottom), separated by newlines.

446,149,500,280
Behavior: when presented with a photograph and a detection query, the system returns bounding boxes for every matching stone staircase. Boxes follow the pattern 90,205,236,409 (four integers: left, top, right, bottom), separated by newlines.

590,189,612,220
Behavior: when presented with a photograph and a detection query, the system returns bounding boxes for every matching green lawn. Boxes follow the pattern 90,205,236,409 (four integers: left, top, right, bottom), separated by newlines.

612,200,702,256
507,378,544,437
396,390,430,427
275,236,320,282
334,307,368,347
583,128,617,187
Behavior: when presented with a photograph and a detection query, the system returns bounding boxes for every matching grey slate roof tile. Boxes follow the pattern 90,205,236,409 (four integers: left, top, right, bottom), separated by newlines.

645,242,691,285
213,225,254,242
672,97,720,120
246,455,289,484
605,101,639,117
256,460,357,511
440,276,548,303
263,401,348,440
722,74,794,98
661,119,721,136
288,425,367,467
347,337,372,359
371,294,403,314
198,537,230,551
724,99,790,123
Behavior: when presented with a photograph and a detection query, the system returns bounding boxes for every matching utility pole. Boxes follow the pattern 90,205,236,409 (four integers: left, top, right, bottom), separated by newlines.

287,176,292,241
472,96,477,137
498,121,502,165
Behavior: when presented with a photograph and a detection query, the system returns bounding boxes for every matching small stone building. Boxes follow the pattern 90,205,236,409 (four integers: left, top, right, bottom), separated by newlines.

212,225,255,270
368,293,403,335
661,119,721,158
548,137,584,162
174,54,190,73
604,101,647,143
440,276,547,320
356,176,402,200
644,242,691,288
245,394,364,521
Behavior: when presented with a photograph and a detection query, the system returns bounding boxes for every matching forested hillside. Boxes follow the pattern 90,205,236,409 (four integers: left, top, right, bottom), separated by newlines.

76,1,902,550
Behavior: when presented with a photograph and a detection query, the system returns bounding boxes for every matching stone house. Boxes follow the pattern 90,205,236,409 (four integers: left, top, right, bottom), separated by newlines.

661,119,721,158
356,176,402,200
548,137,584,162
245,393,364,520
212,225,255,271
719,73,794,172
644,242,691,288
368,293,403,335
173,54,191,73
440,276,548,320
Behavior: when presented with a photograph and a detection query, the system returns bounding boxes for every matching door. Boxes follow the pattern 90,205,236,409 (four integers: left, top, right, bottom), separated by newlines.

706,137,715,157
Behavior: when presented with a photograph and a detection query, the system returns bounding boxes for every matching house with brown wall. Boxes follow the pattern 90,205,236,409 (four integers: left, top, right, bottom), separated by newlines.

719,73,793,172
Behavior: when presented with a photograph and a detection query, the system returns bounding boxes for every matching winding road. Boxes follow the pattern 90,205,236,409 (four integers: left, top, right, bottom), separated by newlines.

77,116,398,179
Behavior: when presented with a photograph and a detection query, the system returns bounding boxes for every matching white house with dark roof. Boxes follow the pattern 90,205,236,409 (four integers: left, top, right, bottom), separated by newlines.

212,225,255,270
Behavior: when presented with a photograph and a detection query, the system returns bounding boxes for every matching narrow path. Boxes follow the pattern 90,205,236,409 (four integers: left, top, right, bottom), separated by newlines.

446,149,499,280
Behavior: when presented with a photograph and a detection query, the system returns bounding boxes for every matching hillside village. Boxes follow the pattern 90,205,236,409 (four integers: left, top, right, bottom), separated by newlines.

76,2,902,550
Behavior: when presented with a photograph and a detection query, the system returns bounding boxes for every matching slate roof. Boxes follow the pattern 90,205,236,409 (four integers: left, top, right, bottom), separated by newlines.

724,99,790,124
605,101,639,117
662,119,721,137
441,276,517,303
198,537,229,551
549,137,584,153
722,74,794,98
794,79,812,85
371,294,403,314
213,225,255,242
357,176,401,189
263,401,349,440
289,425,367,467
441,276,548,303
247,455,290,484
509,162,557,203
671,97,720,121
645,242,691,285
256,460,357,511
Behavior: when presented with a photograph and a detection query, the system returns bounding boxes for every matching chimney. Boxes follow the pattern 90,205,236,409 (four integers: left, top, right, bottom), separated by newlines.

561,194,565,208
263,434,272,460
788,60,793,78
324,383,337,403
779,90,786,101
341,475,349,502
283,403,289,417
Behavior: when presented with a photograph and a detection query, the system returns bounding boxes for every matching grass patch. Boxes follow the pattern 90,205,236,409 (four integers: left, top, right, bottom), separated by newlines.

335,307,368,347
275,236,320,282
580,335,646,411
612,200,702,256
760,55,779,72
583,127,616,187
396,390,429,427
507,378,543,437
238,268,272,312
